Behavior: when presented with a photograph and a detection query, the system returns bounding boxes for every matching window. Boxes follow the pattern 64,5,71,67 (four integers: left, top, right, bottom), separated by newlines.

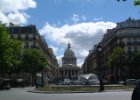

128,47,132,53
33,35,36,40
134,47,138,51
18,34,21,40
133,38,138,46
25,34,29,40
31,41,36,48
126,38,132,46
10,35,13,38
24,42,29,48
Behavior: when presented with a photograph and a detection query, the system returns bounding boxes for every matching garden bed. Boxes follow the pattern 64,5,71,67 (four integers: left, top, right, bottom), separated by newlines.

35,85,134,92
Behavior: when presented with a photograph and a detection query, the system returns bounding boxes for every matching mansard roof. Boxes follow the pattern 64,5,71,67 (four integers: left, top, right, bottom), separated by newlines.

7,24,39,35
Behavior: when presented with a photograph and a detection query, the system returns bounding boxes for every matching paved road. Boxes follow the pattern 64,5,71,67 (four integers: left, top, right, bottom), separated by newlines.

0,87,133,100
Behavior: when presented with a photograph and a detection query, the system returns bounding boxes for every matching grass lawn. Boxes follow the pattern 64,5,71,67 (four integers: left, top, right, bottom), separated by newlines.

35,85,135,92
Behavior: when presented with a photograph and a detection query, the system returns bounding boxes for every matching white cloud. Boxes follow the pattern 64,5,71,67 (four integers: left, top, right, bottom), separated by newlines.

0,12,9,23
72,14,80,23
49,45,58,55
49,45,64,66
40,21,116,67
7,12,30,25
93,17,103,21
71,14,87,23
57,55,63,66
0,0,36,24
82,16,87,21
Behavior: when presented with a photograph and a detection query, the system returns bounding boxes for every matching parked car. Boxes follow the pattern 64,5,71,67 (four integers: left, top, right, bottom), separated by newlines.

131,80,140,100
58,81,64,85
0,79,11,90
73,80,83,85
89,79,99,85
126,79,137,85
0,83,10,90
63,79,72,85
136,79,140,84
103,79,109,85
118,81,125,85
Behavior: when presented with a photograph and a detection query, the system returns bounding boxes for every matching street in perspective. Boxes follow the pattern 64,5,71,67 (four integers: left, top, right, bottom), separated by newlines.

1,0,140,100
0,87,132,100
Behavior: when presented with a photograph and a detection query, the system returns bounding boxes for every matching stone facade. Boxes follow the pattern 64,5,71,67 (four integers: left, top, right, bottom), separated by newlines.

81,45,98,74
82,18,140,82
59,43,80,80
7,23,58,83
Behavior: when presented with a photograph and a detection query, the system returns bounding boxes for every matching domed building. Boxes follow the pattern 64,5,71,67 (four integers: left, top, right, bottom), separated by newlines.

59,43,80,80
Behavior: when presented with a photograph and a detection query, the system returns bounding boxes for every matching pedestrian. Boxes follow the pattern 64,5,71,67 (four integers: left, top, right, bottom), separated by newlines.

99,78,104,92
131,80,140,100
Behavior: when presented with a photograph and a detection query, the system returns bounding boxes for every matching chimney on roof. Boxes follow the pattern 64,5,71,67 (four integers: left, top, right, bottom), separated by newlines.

9,22,14,27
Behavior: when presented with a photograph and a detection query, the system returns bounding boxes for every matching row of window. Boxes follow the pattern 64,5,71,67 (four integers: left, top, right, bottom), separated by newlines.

10,34,37,40
126,46,140,53
119,41,140,46
24,42,39,49
119,38,140,43
126,42,140,46
9,27,36,34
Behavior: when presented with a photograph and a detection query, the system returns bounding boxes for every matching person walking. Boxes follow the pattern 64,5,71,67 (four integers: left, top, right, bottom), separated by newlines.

99,78,104,92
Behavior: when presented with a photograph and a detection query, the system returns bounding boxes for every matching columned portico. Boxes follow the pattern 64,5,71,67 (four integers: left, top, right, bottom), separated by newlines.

59,43,80,80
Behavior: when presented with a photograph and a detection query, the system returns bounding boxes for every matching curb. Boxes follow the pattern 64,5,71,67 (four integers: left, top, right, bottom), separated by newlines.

27,89,97,94
27,89,132,94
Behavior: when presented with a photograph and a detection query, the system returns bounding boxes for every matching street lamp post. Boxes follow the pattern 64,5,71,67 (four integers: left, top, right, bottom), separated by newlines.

36,72,44,88
41,70,44,87
56,66,59,85
97,44,104,92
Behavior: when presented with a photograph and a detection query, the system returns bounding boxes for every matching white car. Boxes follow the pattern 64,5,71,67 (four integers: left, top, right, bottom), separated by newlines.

89,79,99,85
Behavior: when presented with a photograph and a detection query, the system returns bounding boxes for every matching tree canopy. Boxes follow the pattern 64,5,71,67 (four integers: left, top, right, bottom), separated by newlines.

117,0,140,6
22,48,47,74
133,51,140,71
0,23,21,74
107,47,124,67
0,23,47,77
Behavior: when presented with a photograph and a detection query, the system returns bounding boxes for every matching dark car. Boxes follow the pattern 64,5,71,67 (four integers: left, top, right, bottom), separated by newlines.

0,79,11,90
0,83,10,90
126,79,137,85
131,80,140,100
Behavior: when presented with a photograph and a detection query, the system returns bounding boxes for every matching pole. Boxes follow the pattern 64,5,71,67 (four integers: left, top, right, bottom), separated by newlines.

97,44,104,92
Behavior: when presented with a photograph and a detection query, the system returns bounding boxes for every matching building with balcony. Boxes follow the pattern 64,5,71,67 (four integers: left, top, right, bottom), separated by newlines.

82,18,140,82
7,23,58,83
81,45,98,74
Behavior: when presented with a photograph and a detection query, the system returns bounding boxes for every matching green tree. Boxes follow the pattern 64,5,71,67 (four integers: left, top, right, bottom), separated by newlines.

0,24,21,75
6,39,21,73
117,0,140,6
22,48,47,77
0,24,8,75
133,51,140,77
107,47,124,82
107,47,124,67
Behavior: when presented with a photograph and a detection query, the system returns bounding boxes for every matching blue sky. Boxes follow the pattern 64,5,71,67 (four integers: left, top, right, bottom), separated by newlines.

0,0,140,66
27,0,140,28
